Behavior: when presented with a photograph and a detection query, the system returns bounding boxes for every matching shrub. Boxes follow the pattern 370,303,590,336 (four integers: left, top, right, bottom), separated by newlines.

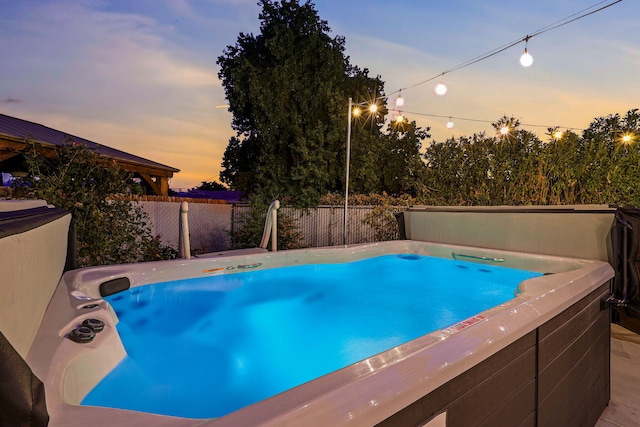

13,141,177,267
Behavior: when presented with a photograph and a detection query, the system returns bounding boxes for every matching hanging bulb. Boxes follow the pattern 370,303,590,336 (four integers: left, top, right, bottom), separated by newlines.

500,126,510,136
446,118,454,129
520,36,533,67
395,94,405,108
435,82,447,96
396,114,404,124
520,48,533,67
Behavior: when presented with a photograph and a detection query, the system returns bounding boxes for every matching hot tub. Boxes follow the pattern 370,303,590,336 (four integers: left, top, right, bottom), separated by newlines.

27,240,614,426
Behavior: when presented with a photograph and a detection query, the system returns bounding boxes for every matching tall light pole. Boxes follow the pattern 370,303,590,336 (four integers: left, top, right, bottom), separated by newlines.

344,97,381,245
343,97,352,246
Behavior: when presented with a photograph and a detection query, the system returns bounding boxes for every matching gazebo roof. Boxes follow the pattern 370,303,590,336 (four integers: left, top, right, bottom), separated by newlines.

0,113,179,172
0,113,179,195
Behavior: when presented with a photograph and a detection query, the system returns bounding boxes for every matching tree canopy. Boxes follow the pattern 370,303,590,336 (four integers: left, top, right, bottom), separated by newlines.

422,109,640,206
217,0,429,206
195,180,227,191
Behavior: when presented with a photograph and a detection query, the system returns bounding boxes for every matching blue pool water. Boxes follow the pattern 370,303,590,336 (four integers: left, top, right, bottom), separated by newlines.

81,254,542,418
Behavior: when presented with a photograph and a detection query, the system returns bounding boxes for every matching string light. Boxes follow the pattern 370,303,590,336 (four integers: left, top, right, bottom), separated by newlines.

391,91,406,124
377,1,622,135
520,36,533,67
435,82,447,96
389,0,622,98
553,130,564,139
405,110,581,131
434,74,447,96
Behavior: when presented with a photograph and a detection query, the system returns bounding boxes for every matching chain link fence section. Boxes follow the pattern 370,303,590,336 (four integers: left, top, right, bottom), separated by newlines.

140,201,392,253
287,206,379,247
232,205,380,248
138,201,233,253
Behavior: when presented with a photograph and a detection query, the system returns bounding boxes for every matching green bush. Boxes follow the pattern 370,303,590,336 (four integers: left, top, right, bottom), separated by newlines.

421,110,640,207
13,141,177,267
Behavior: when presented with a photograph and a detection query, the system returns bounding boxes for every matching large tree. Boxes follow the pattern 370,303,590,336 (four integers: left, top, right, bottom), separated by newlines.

218,0,348,206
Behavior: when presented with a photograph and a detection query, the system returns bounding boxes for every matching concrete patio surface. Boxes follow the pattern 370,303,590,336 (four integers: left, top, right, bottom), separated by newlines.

596,323,640,427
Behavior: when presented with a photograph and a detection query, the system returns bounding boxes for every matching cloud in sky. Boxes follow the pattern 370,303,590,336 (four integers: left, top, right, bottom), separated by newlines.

0,0,232,188
1,0,638,189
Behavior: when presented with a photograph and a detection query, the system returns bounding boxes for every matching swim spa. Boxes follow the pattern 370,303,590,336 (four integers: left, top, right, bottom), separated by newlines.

83,253,541,418
27,240,614,426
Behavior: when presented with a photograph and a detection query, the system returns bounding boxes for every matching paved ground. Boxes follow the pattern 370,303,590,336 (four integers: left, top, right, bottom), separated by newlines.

596,324,640,427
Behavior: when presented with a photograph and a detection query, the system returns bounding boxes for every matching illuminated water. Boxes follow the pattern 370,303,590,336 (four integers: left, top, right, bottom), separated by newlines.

81,254,542,418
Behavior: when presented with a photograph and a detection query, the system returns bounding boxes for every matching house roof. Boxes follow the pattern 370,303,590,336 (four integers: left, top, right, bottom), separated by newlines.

175,189,247,203
0,113,179,173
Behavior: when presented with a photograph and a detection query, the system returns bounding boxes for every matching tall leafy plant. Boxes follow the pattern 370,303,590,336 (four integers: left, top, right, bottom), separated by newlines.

14,141,177,267
421,110,640,207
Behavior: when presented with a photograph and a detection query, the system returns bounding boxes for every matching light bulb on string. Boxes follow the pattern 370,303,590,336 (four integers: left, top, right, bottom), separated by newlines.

520,48,533,67
434,73,447,96
520,36,533,67
393,91,405,125
446,118,454,129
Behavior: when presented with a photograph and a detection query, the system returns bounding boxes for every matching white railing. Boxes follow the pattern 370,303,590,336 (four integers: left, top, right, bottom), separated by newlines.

177,199,280,258
259,200,280,251
178,201,191,259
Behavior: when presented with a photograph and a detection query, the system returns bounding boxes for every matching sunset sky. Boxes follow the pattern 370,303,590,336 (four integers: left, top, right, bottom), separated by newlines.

1,0,638,189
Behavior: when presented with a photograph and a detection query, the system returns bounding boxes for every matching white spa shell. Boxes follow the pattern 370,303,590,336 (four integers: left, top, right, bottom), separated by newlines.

26,240,614,426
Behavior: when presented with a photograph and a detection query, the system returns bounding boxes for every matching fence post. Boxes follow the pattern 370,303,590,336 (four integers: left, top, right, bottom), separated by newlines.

178,201,191,259
271,200,279,252
328,207,333,247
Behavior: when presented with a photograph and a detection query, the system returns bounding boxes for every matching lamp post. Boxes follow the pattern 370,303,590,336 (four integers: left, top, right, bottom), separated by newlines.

344,97,353,246
344,97,381,245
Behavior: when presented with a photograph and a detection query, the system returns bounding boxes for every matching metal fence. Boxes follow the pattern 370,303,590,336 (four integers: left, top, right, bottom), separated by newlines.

231,205,381,247
139,201,387,252
139,201,233,253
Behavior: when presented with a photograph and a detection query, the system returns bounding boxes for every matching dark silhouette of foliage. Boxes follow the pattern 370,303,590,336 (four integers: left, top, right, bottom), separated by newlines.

218,0,350,206
196,180,227,191
217,0,429,206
